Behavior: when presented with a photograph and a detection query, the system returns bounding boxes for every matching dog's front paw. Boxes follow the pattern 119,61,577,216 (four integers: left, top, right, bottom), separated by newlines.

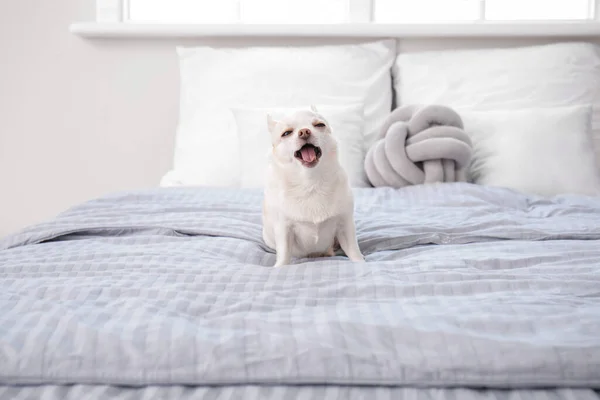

349,254,365,262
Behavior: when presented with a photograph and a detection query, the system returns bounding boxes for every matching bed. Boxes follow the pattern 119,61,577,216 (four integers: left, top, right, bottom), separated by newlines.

1,182,600,399
5,29,600,398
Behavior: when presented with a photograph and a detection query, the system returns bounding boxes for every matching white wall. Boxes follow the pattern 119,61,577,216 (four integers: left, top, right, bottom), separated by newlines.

1,0,596,238
0,0,180,238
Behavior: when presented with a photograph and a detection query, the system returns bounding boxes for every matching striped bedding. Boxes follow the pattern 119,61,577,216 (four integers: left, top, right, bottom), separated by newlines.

1,183,599,399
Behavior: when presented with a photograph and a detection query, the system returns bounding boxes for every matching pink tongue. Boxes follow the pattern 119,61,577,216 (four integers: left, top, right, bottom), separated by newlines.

300,146,317,163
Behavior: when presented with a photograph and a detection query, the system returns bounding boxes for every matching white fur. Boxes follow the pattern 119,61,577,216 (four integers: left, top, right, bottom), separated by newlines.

262,106,364,267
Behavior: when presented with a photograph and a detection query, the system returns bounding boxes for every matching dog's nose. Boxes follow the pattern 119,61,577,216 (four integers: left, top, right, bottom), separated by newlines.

298,128,311,139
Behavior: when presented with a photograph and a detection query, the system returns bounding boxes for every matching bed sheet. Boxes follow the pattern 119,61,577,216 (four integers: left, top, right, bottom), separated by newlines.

0,385,599,400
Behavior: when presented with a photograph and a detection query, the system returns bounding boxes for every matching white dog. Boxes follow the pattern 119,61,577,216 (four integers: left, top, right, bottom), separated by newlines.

262,106,364,267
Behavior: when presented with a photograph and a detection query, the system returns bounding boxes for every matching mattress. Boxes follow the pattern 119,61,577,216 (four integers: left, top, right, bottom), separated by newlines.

1,183,599,399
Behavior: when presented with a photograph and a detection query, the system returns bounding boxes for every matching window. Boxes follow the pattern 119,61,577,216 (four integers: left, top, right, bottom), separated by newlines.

124,0,352,24
484,0,591,21
374,0,593,22
373,0,481,23
115,0,597,24
127,0,239,24
240,0,349,24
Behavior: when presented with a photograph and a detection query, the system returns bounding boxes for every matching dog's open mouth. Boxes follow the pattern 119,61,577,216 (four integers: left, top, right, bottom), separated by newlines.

294,143,322,167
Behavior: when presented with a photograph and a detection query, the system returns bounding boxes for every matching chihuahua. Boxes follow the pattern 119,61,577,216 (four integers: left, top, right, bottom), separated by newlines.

262,106,364,267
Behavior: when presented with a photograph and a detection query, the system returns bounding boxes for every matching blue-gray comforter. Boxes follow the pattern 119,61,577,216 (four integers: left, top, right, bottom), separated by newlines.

1,183,599,396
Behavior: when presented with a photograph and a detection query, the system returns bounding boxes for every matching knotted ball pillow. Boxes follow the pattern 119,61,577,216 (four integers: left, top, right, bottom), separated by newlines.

364,104,473,188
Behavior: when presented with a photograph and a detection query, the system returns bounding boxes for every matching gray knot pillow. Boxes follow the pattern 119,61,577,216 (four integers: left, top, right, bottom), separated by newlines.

364,104,473,188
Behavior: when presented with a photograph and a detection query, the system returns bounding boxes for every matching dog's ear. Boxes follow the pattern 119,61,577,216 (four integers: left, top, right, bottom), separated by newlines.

266,114,278,133
310,105,318,113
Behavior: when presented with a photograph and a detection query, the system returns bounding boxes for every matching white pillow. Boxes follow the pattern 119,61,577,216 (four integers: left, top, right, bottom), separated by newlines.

461,105,600,197
393,42,600,171
161,40,395,188
232,104,367,188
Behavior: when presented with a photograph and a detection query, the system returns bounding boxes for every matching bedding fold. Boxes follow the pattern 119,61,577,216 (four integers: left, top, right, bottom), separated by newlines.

1,386,598,400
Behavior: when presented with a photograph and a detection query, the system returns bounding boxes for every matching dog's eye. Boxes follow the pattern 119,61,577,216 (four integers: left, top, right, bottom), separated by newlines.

281,130,293,137
314,122,326,128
